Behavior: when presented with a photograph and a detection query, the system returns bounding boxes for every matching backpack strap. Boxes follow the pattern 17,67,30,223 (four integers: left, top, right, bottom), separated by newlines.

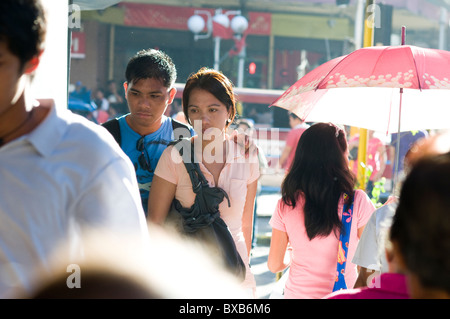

171,118,192,140
170,138,230,207
170,138,200,181
101,118,121,146
101,117,192,148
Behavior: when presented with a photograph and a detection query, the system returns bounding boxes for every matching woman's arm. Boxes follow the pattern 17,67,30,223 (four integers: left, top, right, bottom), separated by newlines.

147,175,177,224
242,180,258,257
268,228,291,273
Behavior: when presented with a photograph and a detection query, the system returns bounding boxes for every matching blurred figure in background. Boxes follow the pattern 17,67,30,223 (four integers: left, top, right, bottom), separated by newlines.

69,80,90,103
389,130,428,185
92,87,110,124
105,79,126,116
235,118,269,249
348,129,387,198
279,112,309,173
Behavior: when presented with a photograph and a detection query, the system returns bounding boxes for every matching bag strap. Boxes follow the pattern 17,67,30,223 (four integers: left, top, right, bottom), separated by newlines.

101,117,192,147
170,138,230,207
332,192,354,292
171,118,193,140
101,118,121,146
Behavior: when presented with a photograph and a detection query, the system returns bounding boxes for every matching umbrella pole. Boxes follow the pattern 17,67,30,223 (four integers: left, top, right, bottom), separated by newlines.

392,26,407,195
393,88,403,195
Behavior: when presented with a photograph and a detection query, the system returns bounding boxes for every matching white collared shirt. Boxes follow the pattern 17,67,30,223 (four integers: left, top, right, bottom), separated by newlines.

0,105,148,297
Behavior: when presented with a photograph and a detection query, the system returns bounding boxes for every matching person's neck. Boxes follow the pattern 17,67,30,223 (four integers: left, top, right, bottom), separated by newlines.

199,134,227,164
127,115,163,136
0,96,34,146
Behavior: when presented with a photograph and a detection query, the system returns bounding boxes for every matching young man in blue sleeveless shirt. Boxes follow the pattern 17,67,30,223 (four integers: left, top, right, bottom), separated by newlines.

102,49,194,215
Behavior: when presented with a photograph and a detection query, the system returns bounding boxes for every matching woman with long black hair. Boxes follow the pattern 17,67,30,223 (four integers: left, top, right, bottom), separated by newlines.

268,122,375,299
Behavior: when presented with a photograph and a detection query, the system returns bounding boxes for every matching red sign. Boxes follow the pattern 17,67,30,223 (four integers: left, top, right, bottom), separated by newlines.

120,3,198,30
120,3,271,36
247,12,271,35
71,31,85,59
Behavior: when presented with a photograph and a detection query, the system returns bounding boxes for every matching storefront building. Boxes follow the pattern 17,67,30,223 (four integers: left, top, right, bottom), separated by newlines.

70,0,449,127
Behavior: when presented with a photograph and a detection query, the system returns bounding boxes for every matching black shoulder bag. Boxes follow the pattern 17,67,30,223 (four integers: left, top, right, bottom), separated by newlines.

166,138,246,281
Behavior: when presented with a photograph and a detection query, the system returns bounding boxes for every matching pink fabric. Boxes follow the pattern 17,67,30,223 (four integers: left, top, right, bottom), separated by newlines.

154,138,260,291
283,127,306,171
270,189,375,299
324,273,409,299
96,110,110,124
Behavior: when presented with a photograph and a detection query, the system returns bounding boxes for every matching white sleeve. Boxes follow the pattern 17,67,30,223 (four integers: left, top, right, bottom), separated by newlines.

72,155,149,241
351,210,380,271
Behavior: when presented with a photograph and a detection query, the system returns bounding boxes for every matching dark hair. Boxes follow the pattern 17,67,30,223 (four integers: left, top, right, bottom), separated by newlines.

125,49,176,87
30,269,162,299
289,112,301,121
0,0,46,68
182,67,236,128
390,152,450,294
281,122,355,240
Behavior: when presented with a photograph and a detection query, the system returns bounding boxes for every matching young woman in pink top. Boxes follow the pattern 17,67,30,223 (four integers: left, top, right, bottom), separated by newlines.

268,123,375,299
148,68,260,297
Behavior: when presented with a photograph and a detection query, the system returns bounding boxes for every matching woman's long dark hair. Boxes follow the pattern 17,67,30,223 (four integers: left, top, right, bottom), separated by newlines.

281,122,355,240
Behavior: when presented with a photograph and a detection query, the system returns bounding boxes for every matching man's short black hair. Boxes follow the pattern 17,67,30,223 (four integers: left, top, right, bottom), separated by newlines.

0,0,47,68
125,49,177,88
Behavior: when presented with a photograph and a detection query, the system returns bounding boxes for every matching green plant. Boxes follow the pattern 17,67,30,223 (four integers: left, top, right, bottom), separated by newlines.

371,177,386,208
355,161,386,208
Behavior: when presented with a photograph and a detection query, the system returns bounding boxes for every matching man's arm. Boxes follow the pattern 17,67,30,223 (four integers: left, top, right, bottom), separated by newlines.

147,175,177,224
354,267,379,288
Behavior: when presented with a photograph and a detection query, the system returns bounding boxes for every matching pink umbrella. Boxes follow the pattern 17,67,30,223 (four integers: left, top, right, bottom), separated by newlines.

270,45,450,135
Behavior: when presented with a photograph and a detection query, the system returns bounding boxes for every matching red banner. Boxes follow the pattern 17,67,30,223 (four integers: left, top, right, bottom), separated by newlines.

247,12,271,35
71,31,85,59
119,3,271,36
229,34,247,56
120,3,198,30
212,21,233,39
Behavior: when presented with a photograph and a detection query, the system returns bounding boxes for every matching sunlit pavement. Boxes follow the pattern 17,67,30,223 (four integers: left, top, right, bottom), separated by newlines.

250,191,282,299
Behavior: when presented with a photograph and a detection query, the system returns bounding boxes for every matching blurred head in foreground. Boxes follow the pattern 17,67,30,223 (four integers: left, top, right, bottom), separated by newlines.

26,225,246,299
390,151,450,299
